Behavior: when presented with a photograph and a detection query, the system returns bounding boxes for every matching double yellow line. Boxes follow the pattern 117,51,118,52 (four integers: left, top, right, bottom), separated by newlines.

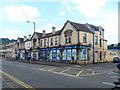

0,71,35,90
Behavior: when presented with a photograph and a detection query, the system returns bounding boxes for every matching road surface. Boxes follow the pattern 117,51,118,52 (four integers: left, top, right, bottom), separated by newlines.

1,58,119,89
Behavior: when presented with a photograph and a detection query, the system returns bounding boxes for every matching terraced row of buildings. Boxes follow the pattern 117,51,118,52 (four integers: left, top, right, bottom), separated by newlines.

0,20,118,64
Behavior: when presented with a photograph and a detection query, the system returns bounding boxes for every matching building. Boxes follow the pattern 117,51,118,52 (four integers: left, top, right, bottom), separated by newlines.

29,20,108,64
0,20,111,64
0,41,17,58
16,37,25,59
25,34,32,60
30,32,42,60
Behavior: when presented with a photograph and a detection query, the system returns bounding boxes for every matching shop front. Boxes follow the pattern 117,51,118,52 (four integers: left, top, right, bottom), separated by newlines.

31,49,39,60
20,50,25,60
25,49,31,60
39,48,49,61
80,46,89,63
49,48,60,61
61,46,77,62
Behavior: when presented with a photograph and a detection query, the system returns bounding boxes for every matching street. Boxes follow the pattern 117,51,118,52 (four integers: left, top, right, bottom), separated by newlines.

1,58,119,89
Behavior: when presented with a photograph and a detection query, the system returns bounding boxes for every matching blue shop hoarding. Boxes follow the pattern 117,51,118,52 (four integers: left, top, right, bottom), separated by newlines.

80,46,89,61
62,46,77,61
50,48,60,61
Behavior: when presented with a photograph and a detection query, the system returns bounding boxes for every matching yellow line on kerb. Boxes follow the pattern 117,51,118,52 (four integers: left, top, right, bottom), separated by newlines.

0,71,35,90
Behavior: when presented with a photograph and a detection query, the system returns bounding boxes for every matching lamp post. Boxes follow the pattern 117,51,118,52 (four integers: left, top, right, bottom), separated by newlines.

26,21,36,61
26,21,36,33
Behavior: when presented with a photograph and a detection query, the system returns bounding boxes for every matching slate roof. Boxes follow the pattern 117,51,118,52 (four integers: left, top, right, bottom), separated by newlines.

17,37,24,43
65,20,104,33
41,30,61,38
30,32,43,40
35,32,43,39
69,21,92,33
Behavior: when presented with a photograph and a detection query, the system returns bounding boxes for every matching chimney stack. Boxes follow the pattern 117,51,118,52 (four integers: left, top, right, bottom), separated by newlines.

24,36,27,41
42,30,46,37
28,34,31,40
52,26,56,34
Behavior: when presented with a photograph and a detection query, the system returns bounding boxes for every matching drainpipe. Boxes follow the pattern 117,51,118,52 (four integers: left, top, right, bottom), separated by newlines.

92,31,95,64
77,31,80,64
59,34,62,62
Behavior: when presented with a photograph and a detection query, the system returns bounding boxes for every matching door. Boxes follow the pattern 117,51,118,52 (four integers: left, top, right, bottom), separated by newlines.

95,51,98,63
52,49,57,61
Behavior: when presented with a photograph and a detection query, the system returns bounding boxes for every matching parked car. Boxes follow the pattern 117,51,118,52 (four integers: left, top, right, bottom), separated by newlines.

113,57,120,63
117,62,120,69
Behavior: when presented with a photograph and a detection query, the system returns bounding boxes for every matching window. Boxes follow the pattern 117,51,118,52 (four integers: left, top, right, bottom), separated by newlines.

51,38,53,46
55,37,58,45
100,31,102,35
65,35,71,43
100,52,102,60
80,47,88,60
83,34,87,43
44,39,46,47
40,40,42,46
100,39,102,47
95,36,98,45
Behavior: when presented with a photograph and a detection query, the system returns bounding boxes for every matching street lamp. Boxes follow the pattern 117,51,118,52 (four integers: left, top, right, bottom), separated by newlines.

26,21,36,33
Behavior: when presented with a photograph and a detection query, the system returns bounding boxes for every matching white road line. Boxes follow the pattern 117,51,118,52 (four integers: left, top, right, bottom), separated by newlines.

76,69,83,76
102,82,114,86
38,68,47,71
48,68,56,71
18,65,27,68
59,68,71,74
92,71,95,75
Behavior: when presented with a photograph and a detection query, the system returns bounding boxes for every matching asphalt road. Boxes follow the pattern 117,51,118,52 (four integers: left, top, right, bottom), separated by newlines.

1,58,119,88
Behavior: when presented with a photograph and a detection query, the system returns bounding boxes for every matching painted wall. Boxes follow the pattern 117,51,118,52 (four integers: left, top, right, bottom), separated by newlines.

60,22,78,46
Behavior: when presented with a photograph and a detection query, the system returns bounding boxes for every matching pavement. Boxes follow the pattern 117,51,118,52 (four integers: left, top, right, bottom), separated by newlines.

1,57,119,88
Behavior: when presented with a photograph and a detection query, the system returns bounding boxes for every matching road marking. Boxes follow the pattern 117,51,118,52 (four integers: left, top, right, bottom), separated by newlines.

59,68,71,74
76,69,83,76
49,70,82,79
38,68,47,71
92,71,95,75
79,73,101,77
18,65,27,68
48,68,56,71
102,82,114,86
0,71,35,90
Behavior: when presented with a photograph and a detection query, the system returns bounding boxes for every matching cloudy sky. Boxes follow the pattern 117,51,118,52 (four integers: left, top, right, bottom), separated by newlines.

0,0,119,45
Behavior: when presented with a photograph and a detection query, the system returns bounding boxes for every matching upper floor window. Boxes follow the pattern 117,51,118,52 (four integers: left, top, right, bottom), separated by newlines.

83,34,87,43
100,39,102,47
100,31,102,35
44,39,46,47
33,38,37,48
65,34,71,44
40,40,42,47
95,36,98,45
51,38,53,46
55,37,58,45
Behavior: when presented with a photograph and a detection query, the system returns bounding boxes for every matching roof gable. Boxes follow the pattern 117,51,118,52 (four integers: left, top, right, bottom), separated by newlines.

60,20,93,33
30,32,42,40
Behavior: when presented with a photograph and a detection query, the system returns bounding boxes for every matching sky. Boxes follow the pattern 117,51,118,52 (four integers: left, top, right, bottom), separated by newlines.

0,0,119,45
